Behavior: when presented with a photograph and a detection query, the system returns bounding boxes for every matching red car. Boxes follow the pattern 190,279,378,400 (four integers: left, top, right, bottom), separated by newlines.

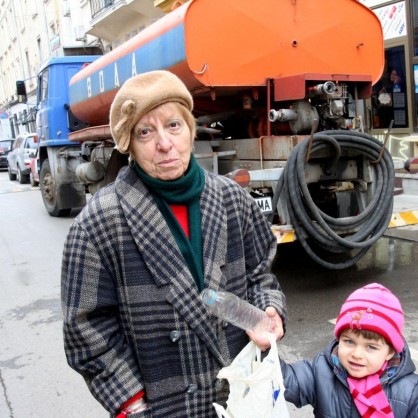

29,149,39,187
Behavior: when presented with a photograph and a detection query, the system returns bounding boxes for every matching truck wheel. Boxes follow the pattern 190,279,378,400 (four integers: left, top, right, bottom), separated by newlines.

8,167,16,181
40,159,71,217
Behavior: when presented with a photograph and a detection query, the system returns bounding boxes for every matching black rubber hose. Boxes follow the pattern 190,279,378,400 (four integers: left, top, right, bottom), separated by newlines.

272,130,394,270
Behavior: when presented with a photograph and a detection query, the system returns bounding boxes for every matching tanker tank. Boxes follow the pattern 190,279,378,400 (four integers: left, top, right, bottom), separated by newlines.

69,0,384,127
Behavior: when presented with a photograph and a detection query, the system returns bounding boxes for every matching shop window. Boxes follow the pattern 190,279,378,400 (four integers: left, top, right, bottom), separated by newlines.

413,0,418,56
371,45,408,129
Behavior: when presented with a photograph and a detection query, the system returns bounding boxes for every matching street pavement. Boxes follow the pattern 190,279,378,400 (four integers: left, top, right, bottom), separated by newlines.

0,173,417,418
393,193,418,214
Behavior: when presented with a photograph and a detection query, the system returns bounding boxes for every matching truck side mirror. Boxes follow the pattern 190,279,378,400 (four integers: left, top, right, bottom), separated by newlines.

16,80,27,103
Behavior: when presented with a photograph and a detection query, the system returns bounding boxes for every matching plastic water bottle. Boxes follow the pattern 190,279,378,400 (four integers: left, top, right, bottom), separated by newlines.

200,288,273,335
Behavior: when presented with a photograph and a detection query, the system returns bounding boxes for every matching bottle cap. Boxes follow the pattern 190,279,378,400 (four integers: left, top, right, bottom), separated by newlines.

200,288,217,305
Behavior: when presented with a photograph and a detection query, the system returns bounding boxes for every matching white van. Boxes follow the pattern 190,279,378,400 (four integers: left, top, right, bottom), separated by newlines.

7,133,38,184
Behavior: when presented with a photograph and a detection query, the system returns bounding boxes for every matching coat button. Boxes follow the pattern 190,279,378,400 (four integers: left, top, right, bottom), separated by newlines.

215,379,225,390
169,330,181,342
186,383,198,394
222,321,229,328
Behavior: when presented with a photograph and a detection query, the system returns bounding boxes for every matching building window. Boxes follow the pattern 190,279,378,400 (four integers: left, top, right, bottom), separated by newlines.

372,45,408,129
25,50,31,79
37,38,43,63
413,0,418,56
413,65,418,127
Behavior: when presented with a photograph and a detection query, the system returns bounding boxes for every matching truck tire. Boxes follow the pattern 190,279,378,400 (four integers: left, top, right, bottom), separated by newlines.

40,159,71,217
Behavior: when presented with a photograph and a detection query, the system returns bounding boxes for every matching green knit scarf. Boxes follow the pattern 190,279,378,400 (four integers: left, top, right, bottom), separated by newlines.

134,155,206,290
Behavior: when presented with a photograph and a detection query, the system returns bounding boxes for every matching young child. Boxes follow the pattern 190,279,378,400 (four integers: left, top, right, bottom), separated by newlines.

281,283,418,417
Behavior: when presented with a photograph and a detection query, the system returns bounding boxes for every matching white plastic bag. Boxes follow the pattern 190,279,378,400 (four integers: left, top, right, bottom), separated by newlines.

213,333,290,418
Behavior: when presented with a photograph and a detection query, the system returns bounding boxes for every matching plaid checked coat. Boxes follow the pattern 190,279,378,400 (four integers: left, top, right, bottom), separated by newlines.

61,165,287,417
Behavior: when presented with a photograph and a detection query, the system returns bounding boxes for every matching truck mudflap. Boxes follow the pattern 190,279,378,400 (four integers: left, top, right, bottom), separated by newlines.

55,183,86,211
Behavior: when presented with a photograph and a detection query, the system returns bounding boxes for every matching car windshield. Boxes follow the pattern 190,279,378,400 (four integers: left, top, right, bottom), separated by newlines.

0,140,13,152
26,136,38,149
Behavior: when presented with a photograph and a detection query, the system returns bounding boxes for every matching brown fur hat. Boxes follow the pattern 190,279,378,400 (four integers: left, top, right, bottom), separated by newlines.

109,70,193,153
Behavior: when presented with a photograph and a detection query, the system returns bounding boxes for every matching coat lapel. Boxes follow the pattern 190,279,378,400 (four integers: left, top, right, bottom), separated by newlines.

200,174,227,290
115,168,228,365
117,168,181,287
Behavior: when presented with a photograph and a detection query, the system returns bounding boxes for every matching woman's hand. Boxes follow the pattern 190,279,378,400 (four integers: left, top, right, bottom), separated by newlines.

246,307,284,351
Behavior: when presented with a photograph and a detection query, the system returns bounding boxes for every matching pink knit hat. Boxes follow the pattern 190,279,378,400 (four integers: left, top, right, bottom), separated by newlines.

334,283,405,353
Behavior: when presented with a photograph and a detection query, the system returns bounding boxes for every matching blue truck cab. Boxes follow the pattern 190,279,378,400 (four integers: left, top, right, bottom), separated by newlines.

36,56,100,216
36,56,100,147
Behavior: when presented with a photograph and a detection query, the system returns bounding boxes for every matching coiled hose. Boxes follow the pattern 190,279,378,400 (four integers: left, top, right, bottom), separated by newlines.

270,130,394,270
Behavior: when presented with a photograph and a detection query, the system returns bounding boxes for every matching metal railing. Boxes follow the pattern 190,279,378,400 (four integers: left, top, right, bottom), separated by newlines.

90,0,116,19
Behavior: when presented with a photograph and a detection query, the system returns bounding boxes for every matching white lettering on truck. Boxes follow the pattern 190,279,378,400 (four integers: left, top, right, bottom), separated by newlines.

99,71,104,93
87,77,91,98
114,63,120,87
132,53,137,76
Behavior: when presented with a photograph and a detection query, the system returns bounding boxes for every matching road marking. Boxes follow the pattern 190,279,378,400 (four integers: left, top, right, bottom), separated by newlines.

0,186,38,194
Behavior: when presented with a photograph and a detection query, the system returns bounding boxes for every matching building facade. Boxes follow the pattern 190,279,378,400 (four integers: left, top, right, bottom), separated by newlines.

0,0,100,138
0,0,171,140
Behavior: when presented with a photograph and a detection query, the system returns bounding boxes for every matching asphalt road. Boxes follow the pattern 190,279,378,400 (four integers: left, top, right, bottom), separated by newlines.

0,171,417,418
0,175,107,417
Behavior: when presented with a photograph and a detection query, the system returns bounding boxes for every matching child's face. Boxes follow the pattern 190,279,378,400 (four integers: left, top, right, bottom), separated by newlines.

338,329,395,379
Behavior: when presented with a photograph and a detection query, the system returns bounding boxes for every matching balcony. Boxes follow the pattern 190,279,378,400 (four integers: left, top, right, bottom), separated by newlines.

91,0,118,19
87,0,163,42
154,0,187,13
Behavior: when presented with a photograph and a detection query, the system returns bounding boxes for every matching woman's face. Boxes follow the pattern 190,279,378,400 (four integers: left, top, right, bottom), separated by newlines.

338,329,394,379
130,103,193,180
390,70,398,83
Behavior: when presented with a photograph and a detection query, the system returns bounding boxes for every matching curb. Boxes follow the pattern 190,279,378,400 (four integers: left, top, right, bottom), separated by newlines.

388,210,418,228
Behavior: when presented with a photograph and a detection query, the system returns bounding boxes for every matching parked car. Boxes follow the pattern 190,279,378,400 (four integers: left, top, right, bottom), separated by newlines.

0,139,15,170
7,133,38,184
29,148,40,187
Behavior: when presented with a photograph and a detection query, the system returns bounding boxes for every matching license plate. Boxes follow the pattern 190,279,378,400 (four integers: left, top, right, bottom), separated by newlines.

254,196,273,214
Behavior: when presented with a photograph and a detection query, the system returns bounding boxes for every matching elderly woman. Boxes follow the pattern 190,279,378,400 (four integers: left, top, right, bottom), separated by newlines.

61,70,287,417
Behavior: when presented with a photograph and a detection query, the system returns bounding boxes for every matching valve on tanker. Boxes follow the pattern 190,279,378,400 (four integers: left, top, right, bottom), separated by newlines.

308,81,336,96
269,102,319,135
269,108,298,123
321,99,345,122
329,99,345,116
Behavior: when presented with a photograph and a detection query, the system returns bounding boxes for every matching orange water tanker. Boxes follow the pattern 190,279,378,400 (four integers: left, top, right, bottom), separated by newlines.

69,0,384,126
